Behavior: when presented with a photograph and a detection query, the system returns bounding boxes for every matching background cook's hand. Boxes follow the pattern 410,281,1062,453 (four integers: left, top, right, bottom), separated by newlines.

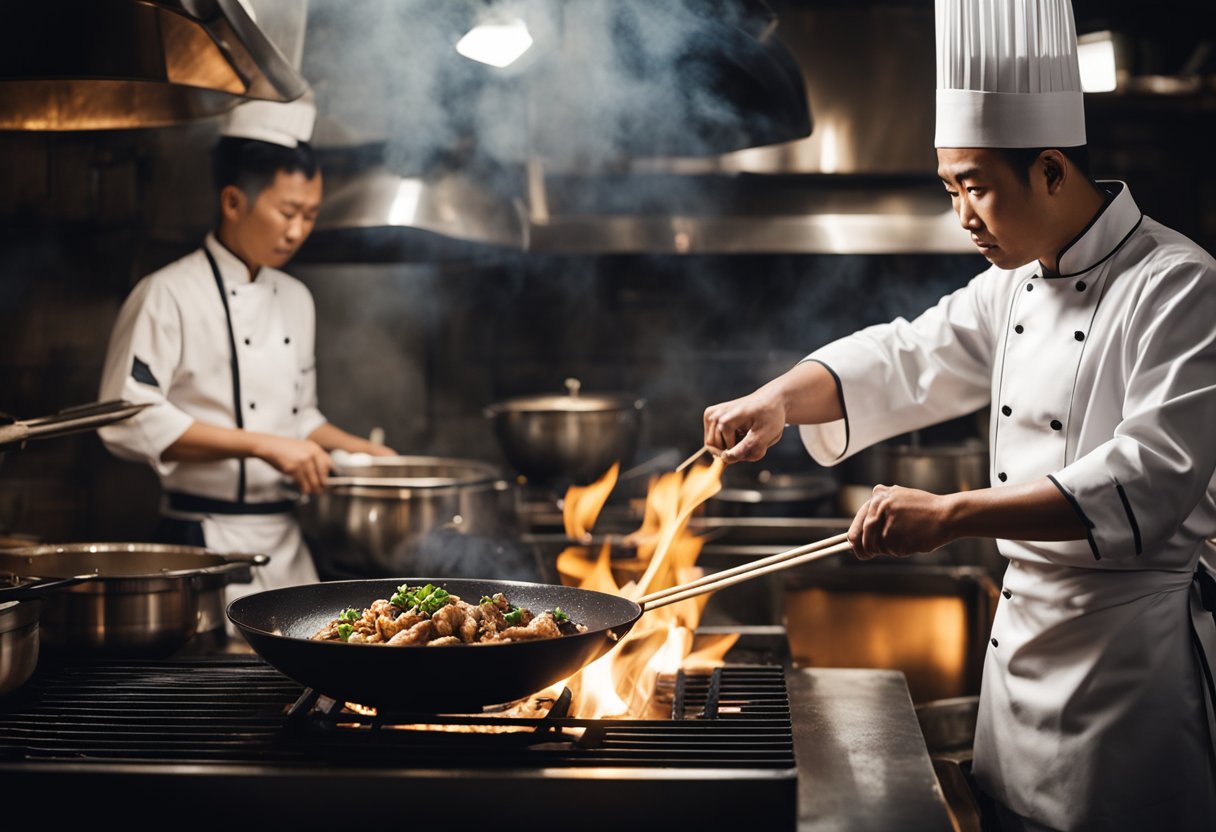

703,388,787,464
847,484,954,559
254,435,334,494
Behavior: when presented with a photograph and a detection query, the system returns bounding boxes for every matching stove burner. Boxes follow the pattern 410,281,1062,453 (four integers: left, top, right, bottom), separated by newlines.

0,656,798,827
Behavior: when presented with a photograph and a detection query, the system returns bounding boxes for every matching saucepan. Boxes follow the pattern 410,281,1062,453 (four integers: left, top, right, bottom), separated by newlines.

228,533,852,711
0,544,267,656
0,598,40,695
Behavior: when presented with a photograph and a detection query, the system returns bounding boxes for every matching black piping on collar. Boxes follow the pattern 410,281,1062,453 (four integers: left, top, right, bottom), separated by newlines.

1054,214,1144,280
1046,183,1141,279
207,232,262,283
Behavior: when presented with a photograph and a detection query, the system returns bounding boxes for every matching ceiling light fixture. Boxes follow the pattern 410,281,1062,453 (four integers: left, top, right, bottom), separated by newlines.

456,18,534,68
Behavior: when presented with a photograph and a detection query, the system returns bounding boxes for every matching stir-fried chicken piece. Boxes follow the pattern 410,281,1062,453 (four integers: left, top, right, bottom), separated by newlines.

500,611,562,642
386,619,434,646
431,603,466,638
426,636,461,647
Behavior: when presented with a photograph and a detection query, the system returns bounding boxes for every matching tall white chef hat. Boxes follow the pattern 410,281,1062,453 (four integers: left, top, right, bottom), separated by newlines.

935,0,1085,148
220,92,317,148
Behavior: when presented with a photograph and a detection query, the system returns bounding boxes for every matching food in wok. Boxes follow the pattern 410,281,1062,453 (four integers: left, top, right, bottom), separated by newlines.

311,583,587,646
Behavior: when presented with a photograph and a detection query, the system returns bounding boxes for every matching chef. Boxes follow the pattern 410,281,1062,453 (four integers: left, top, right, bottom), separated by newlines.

98,95,393,601
703,1,1216,829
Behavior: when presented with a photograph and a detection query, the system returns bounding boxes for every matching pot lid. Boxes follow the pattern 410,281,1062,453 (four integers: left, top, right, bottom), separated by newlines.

327,454,504,488
489,378,643,413
0,543,263,580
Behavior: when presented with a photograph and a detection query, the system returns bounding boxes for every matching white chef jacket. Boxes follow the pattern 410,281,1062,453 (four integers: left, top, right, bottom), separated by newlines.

98,233,327,598
799,182,1216,831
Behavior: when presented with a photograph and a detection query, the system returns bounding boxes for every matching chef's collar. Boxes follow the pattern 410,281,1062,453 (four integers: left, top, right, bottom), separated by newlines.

1046,181,1143,279
204,232,261,285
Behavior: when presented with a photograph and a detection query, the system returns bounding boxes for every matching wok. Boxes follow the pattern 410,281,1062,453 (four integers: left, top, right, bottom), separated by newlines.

228,535,853,712
228,578,642,712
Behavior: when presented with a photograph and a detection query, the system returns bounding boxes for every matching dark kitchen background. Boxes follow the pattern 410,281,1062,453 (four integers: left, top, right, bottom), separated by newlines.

1,0,1213,544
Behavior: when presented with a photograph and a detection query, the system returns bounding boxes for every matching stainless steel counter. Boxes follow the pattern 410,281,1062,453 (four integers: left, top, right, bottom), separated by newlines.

790,668,953,831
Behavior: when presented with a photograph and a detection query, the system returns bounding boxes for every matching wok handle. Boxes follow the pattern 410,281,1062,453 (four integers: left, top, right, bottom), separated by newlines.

638,538,854,611
0,574,94,602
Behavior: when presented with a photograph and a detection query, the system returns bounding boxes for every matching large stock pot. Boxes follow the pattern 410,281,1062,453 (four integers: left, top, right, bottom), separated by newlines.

297,455,524,579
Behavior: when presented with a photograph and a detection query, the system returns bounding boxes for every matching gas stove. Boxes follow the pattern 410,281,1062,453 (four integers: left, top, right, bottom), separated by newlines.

0,626,951,829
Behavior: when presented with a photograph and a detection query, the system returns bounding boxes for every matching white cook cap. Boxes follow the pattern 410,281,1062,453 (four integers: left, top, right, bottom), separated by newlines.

935,0,1085,148
220,92,317,148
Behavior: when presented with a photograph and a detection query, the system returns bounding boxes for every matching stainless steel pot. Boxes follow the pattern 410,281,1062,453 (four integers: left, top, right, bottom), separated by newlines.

485,378,645,484
837,440,1000,569
0,599,39,695
298,455,522,579
842,440,988,496
0,544,266,656
706,467,837,517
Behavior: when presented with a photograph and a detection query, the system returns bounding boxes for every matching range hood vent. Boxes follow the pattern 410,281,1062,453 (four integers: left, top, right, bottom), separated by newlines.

0,0,308,131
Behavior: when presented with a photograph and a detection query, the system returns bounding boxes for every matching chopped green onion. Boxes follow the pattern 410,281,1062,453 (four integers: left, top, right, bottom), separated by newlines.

550,607,570,622
337,623,353,642
339,608,360,622
479,596,494,605
390,583,451,615
504,608,525,626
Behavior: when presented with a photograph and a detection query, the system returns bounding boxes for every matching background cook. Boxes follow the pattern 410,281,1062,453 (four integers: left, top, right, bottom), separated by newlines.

702,1,1216,829
97,94,395,602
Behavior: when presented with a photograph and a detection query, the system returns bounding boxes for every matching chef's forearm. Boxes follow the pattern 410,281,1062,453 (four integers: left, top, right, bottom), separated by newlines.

943,478,1089,542
771,361,845,425
160,421,273,463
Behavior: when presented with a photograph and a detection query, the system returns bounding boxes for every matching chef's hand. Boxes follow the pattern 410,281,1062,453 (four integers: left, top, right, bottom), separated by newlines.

254,435,334,494
703,388,786,464
847,484,954,559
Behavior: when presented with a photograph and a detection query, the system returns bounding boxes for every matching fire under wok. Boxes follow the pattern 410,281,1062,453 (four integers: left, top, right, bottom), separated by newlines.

228,535,851,712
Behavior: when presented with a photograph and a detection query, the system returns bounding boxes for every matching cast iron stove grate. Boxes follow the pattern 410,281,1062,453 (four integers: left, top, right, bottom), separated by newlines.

0,656,797,826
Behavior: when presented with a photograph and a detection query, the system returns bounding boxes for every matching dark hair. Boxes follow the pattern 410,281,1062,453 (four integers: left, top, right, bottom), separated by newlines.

211,137,320,198
994,146,1092,187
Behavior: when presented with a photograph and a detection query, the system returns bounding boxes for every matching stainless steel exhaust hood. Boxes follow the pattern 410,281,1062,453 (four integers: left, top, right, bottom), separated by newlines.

0,0,309,131
522,3,973,255
296,0,817,262
299,166,529,263
296,3,973,259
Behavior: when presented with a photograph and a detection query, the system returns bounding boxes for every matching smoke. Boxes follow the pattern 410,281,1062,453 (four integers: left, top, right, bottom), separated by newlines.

302,0,769,174
294,1,983,471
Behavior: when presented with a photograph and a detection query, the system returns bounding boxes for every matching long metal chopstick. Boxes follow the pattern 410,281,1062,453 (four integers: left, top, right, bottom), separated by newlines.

640,539,853,610
636,532,850,607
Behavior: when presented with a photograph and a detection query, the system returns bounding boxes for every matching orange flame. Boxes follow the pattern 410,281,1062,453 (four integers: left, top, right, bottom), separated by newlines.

562,463,619,542
557,458,732,718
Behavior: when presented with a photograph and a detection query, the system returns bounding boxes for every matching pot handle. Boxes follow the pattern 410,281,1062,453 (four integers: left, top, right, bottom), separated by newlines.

199,554,271,575
0,574,94,602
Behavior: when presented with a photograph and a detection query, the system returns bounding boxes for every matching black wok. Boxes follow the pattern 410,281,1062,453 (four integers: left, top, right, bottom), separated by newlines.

227,578,643,712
